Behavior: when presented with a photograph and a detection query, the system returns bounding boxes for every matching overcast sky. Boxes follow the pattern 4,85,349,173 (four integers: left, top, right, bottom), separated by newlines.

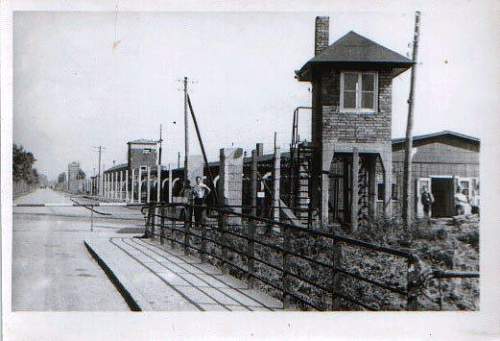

13,10,496,181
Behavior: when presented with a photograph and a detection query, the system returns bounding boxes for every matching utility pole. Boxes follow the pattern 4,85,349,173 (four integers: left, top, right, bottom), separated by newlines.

93,145,105,196
183,76,189,186
158,124,163,166
402,11,421,231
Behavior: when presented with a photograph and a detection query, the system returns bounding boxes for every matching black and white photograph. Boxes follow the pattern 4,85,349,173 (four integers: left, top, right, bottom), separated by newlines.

2,1,499,340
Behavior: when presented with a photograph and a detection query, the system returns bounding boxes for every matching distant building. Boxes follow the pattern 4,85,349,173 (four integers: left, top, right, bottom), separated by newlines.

67,161,83,193
127,139,159,176
389,131,480,218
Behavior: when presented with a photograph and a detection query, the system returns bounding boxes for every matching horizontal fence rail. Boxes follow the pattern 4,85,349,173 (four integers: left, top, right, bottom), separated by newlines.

13,203,146,207
431,270,479,310
140,201,417,311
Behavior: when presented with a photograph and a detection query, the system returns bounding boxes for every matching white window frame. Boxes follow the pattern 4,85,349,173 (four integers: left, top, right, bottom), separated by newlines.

340,71,378,113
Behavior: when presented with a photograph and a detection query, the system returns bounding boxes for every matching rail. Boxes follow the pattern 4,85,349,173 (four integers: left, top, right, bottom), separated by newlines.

431,270,479,310
141,201,417,311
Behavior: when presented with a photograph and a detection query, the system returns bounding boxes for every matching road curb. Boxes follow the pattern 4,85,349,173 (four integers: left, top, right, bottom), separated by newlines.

84,241,142,311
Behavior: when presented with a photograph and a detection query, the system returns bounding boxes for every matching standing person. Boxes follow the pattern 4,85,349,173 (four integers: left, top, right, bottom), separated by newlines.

179,179,192,221
192,176,211,227
421,185,434,223
455,186,471,215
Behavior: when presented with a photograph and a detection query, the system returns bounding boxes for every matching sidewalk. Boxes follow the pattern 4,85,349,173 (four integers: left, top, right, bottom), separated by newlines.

84,237,283,311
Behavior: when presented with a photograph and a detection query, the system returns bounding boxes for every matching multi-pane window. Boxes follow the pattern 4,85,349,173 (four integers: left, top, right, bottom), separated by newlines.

340,72,378,112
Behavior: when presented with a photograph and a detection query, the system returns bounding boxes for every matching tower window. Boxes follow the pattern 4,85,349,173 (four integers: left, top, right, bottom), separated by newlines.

340,72,378,113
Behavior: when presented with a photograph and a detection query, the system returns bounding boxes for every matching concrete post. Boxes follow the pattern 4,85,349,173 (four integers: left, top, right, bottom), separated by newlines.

321,157,330,227
157,165,161,203
138,168,142,204
218,147,244,225
251,149,257,216
125,169,129,202
130,169,135,203
382,151,393,218
368,156,377,219
168,165,173,203
273,146,281,221
114,172,119,199
113,172,116,199
119,171,123,200
147,167,151,203
352,148,359,232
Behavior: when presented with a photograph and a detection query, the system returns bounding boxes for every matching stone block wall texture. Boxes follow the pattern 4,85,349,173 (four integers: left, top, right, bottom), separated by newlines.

312,69,392,148
219,148,244,209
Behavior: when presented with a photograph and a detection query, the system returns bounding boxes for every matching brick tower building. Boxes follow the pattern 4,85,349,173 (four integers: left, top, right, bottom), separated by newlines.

296,17,413,229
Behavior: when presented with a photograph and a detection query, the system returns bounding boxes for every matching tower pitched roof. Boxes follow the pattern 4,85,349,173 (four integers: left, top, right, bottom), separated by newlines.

296,31,413,81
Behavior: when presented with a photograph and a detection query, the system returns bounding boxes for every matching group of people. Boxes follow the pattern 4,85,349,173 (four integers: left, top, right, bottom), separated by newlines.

181,176,211,227
421,184,474,220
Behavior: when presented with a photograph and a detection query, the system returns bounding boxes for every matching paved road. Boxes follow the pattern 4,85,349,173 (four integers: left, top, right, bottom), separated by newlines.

12,188,144,311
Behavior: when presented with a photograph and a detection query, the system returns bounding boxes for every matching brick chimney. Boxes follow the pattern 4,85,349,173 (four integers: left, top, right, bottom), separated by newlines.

314,16,329,56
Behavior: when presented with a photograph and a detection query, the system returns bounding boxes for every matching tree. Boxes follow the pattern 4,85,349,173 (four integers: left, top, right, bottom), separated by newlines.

58,172,66,184
13,144,39,185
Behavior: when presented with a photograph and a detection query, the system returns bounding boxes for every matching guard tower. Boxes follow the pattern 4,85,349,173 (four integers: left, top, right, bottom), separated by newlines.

296,17,413,230
127,139,159,179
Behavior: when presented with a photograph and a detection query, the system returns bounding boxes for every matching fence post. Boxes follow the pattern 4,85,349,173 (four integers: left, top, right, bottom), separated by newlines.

184,202,191,255
170,210,176,249
273,144,281,222
147,167,151,203
332,238,343,310
150,202,156,240
251,150,257,217
406,256,420,311
282,225,290,309
200,217,207,263
138,168,142,204
247,220,256,288
157,164,161,203
168,165,173,203
125,169,129,202
144,203,152,238
218,211,228,273
160,206,165,245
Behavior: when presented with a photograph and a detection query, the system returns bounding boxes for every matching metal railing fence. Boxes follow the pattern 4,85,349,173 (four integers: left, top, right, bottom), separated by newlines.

141,201,419,311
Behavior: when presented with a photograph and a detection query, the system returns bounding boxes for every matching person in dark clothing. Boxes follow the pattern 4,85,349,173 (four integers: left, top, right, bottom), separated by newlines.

179,180,192,221
191,176,211,227
421,185,434,222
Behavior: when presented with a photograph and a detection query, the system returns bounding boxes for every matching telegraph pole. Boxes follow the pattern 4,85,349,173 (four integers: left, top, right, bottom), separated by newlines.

93,145,105,196
183,76,189,186
158,124,163,166
402,11,421,231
